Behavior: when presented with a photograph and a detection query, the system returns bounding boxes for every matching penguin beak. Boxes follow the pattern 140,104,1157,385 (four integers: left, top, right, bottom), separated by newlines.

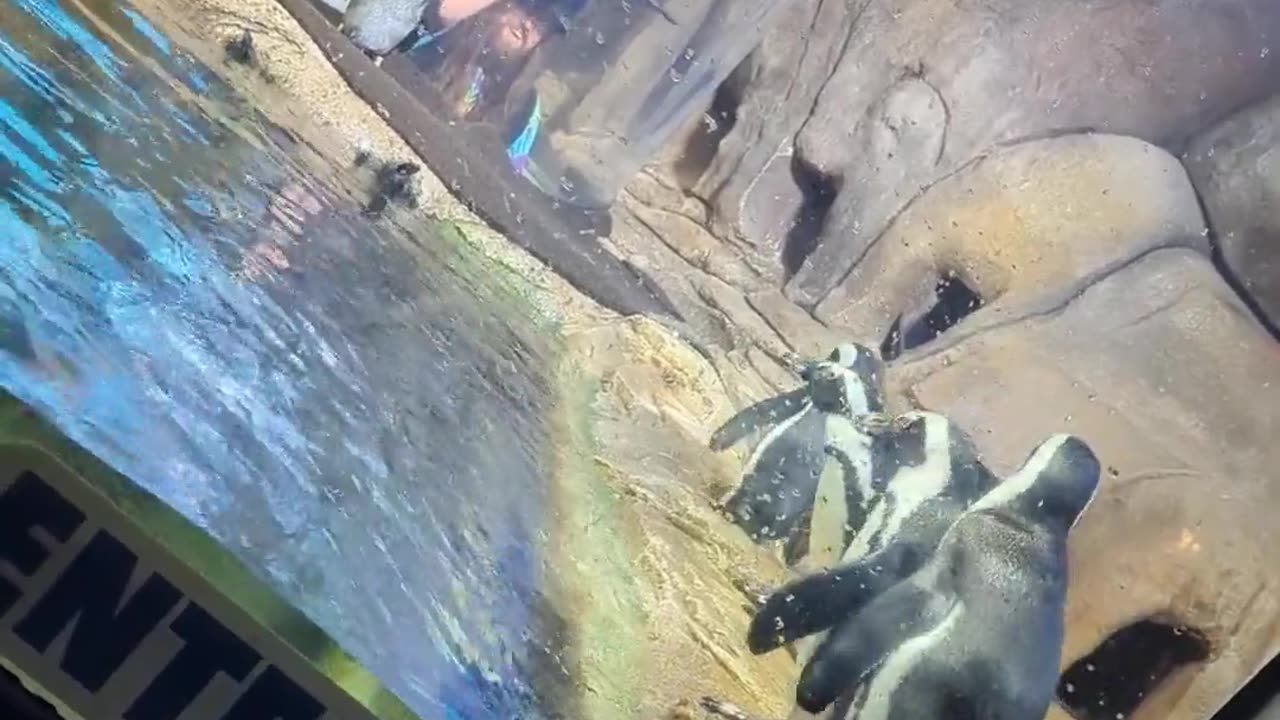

797,362,818,382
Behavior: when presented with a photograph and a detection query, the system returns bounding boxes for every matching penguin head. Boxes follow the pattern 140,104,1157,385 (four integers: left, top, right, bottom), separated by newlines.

828,343,876,371
971,434,1101,536
804,342,886,416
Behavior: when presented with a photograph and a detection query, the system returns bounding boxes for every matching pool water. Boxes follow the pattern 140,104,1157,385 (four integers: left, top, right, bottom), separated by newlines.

0,1,569,717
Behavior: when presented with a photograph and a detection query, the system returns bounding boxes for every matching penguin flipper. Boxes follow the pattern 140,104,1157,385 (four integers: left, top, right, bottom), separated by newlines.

794,577,957,714
709,388,810,451
720,408,827,543
746,540,928,654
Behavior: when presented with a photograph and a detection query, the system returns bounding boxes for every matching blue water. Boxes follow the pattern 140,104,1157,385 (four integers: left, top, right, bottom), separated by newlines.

0,1,566,717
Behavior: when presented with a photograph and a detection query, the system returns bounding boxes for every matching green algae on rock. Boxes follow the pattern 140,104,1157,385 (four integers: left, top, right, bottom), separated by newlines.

543,317,798,719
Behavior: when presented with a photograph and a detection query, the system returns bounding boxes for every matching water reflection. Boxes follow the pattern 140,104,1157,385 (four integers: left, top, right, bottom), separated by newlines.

0,1,564,717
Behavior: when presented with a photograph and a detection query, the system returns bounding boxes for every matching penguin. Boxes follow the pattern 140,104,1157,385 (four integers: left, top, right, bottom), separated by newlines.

362,160,421,215
710,343,887,566
790,433,1101,720
746,410,999,657
829,410,994,566
224,29,260,68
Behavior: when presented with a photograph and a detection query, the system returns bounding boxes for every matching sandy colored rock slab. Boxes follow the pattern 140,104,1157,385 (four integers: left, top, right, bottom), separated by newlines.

812,133,1209,350
622,173,768,293
607,192,851,367
770,0,1280,307
548,316,797,720
887,248,1280,720
747,288,855,361
1185,95,1280,331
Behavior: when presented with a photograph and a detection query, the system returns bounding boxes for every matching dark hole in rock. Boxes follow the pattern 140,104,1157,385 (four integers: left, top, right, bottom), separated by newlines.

1056,619,1211,720
1211,645,1280,720
673,56,751,189
880,271,983,361
781,154,837,279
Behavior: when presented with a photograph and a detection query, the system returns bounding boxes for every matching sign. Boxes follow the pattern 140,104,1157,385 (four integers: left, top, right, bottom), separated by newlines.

0,398,421,720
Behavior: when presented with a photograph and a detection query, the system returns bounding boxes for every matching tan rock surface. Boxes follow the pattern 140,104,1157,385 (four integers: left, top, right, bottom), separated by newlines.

550,316,798,720
623,171,763,288
887,248,1280,720
1185,95,1280,331
813,133,1209,348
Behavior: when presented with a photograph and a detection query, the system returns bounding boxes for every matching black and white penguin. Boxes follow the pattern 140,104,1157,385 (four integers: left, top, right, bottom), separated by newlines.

791,433,1101,720
709,343,887,566
827,409,996,564
747,410,999,656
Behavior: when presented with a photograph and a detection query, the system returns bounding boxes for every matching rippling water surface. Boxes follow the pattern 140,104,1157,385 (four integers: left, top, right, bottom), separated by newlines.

0,1,564,717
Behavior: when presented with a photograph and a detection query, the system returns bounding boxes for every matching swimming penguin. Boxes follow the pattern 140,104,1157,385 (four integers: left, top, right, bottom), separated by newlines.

747,410,999,656
224,29,259,68
710,343,887,566
363,160,421,215
791,433,1101,720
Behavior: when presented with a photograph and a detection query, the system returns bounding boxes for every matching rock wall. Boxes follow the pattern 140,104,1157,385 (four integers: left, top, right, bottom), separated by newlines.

661,0,1280,308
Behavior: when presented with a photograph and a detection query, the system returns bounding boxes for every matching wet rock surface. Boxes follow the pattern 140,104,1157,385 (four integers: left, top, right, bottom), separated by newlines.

1185,96,1280,333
